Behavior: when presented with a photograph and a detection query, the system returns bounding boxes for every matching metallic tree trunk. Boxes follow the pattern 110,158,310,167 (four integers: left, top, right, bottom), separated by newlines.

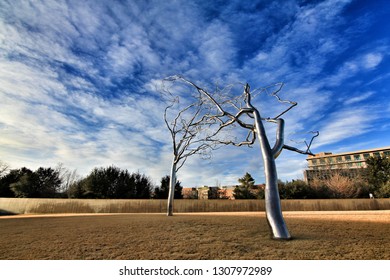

253,111,291,239
167,159,177,216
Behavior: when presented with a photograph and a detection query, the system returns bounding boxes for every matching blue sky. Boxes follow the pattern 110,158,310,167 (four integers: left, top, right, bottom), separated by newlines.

1,0,389,187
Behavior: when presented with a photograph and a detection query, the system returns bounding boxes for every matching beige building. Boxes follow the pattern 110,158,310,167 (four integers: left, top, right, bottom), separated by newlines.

182,185,236,199
304,146,390,182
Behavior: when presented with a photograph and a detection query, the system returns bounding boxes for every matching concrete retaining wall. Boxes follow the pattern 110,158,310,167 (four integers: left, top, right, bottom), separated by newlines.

1,198,390,215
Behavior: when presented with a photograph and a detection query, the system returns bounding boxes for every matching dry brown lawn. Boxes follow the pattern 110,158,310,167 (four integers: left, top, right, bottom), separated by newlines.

1,211,389,260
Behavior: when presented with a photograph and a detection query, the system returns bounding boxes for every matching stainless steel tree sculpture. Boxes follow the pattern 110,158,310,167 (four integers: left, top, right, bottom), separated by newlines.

165,75,318,239
162,79,220,216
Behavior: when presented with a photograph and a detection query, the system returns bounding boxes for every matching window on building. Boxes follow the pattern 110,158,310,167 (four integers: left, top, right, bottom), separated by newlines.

354,154,361,160
336,156,342,162
363,153,370,159
345,155,351,161
373,152,380,158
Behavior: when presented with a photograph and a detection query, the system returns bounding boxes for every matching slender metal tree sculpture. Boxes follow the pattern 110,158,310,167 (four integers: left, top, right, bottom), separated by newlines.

165,75,318,239
162,80,221,216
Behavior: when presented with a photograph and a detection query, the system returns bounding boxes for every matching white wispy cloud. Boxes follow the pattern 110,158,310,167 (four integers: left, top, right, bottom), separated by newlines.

343,91,375,105
362,53,384,70
314,107,380,148
327,50,386,86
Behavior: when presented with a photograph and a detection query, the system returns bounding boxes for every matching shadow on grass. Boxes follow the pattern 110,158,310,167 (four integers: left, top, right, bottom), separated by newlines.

0,209,16,216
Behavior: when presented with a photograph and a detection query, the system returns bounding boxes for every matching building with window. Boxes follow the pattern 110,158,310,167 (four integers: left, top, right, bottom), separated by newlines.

182,185,236,199
304,146,390,183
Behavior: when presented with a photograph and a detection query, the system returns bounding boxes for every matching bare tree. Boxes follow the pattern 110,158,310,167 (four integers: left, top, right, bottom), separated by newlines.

0,161,9,177
161,80,222,216
165,75,318,239
310,169,365,198
55,163,80,196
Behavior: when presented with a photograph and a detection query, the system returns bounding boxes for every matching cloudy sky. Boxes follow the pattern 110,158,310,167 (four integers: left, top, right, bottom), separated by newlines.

1,0,389,187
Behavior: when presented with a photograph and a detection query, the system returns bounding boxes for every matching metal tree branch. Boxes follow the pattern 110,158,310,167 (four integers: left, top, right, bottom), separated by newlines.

266,119,319,158
285,130,320,156
265,83,298,119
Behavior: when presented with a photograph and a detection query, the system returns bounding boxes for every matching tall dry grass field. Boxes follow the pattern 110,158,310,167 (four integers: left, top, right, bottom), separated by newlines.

0,211,389,260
